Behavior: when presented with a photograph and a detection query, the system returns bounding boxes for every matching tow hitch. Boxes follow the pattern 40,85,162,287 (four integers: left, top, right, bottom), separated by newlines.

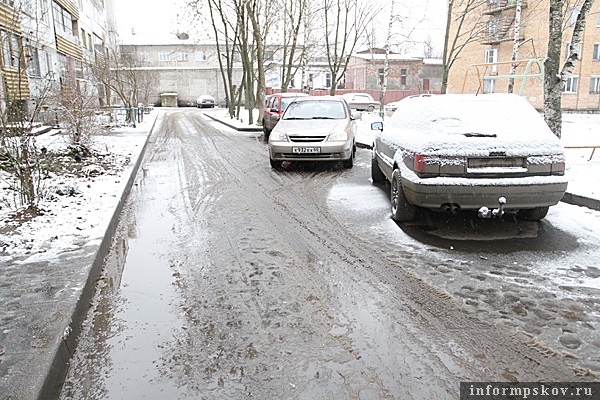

478,197,506,219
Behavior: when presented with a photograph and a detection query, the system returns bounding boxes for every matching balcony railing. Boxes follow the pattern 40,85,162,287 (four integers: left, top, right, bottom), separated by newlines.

483,0,528,15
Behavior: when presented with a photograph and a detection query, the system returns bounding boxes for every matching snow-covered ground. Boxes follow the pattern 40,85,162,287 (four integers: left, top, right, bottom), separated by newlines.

0,118,152,262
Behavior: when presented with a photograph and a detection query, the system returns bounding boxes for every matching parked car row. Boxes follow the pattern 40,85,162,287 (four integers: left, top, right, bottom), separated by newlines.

237,91,568,222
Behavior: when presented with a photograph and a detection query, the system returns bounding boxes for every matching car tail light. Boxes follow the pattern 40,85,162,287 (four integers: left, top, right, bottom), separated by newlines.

413,154,440,175
552,160,565,175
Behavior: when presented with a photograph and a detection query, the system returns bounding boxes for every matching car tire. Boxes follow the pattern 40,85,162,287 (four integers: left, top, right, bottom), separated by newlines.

342,156,353,169
342,144,355,169
371,151,385,183
517,206,549,221
269,158,281,169
367,105,375,112
390,169,416,222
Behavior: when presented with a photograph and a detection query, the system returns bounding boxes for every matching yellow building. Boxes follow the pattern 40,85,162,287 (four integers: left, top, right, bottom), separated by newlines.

445,0,600,111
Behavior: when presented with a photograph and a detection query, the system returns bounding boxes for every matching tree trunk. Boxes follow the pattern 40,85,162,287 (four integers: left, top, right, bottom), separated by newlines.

544,0,595,138
441,0,453,94
507,0,522,94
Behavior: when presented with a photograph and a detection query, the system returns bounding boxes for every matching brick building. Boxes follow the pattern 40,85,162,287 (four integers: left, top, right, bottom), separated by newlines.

445,0,600,111
345,49,443,95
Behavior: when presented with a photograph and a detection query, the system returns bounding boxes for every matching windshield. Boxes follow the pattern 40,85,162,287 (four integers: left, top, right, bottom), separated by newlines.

283,100,348,120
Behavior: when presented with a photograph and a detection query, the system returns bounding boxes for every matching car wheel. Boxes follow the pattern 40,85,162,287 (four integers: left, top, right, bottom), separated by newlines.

390,169,416,222
342,144,355,169
367,105,375,112
517,206,549,221
269,158,281,169
371,151,385,183
342,155,353,169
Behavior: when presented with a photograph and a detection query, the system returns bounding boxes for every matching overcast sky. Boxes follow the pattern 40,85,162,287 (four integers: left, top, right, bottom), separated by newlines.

114,0,447,55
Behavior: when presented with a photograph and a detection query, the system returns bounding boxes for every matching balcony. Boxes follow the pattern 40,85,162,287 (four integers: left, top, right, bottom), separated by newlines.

480,3,527,45
483,0,527,15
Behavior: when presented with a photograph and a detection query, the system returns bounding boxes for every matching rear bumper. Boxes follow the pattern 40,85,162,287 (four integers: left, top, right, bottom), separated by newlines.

402,174,568,210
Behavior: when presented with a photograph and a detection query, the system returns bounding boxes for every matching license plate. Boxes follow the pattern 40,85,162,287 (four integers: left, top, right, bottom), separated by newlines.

292,147,321,154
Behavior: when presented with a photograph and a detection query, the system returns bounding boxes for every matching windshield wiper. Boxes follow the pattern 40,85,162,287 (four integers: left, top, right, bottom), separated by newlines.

464,132,497,138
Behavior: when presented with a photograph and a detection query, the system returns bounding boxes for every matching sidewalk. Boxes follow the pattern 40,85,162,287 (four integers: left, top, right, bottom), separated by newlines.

204,107,600,211
0,113,157,399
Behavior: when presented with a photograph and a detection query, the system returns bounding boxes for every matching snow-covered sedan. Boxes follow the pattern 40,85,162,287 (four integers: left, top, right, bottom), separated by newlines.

371,93,568,222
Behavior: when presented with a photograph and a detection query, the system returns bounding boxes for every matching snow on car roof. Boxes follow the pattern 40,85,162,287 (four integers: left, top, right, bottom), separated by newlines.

381,93,564,157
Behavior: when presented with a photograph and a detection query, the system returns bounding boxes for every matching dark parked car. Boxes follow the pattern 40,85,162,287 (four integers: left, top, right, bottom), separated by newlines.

371,93,568,222
268,96,358,169
262,93,308,137
341,93,379,112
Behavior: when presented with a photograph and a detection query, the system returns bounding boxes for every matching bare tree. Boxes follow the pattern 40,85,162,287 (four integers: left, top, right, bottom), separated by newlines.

0,0,56,210
322,0,376,95
189,0,264,123
279,0,310,92
57,69,100,152
507,0,523,93
441,0,487,94
544,0,595,138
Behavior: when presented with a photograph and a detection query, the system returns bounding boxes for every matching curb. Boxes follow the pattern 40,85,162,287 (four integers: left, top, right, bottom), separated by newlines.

561,192,600,211
38,114,159,400
203,111,263,132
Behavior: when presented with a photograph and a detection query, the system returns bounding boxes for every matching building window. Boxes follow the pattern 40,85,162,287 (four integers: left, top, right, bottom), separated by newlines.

593,43,600,61
400,68,407,86
140,51,149,62
483,78,495,93
52,3,75,38
378,68,384,85
568,6,581,26
326,73,331,88
264,50,274,61
195,51,206,61
485,48,498,72
597,7,600,26
1,30,21,68
590,76,600,94
177,51,188,61
564,76,579,93
158,51,170,62
26,46,41,76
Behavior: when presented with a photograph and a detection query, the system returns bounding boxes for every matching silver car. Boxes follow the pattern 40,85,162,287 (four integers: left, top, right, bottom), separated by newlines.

371,93,568,221
268,96,358,169
341,93,379,112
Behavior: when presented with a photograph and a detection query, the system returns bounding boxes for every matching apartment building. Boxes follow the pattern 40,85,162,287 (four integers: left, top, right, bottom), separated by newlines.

445,0,600,111
0,0,113,113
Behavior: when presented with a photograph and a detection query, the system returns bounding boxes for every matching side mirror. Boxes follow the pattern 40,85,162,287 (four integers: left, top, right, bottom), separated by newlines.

371,121,383,131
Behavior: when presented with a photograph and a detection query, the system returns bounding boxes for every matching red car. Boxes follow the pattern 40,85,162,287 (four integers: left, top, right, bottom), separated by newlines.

262,93,308,137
